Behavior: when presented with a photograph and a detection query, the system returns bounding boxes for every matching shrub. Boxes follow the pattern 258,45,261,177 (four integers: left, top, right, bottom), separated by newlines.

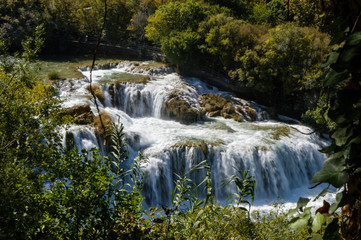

48,71,61,80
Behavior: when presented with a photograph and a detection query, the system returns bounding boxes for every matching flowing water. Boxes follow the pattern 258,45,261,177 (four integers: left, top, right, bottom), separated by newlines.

58,61,331,210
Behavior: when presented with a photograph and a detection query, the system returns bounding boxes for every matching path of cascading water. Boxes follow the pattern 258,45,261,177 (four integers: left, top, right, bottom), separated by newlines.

58,61,333,211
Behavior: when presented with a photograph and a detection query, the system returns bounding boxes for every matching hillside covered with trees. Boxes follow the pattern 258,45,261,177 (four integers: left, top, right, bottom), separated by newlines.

1,0,361,239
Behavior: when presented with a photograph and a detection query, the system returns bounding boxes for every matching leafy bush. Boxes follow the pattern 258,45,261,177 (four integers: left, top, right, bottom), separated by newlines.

48,71,60,80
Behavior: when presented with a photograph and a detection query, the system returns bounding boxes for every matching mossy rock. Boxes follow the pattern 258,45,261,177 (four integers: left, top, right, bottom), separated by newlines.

244,106,258,121
60,104,94,125
100,73,151,85
221,113,230,119
94,111,113,136
208,110,221,117
85,84,105,105
248,124,291,140
199,94,227,113
164,96,199,123
233,114,244,122
205,121,236,133
132,61,168,70
171,138,224,149
221,102,235,116
270,126,291,140
172,139,224,158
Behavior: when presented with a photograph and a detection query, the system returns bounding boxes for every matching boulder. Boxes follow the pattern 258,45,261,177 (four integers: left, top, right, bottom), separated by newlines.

61,104,94,125
199,94,227,113
164,96,199,123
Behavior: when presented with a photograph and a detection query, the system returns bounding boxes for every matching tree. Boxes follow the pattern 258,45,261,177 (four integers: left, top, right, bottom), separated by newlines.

0,0,45,51
199,13,267,70
204,0,250,18
145,0,226,66
0,25,64,239
235,23,330,111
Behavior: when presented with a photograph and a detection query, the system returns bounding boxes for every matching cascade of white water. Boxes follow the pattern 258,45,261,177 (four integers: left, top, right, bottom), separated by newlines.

59,62,328,209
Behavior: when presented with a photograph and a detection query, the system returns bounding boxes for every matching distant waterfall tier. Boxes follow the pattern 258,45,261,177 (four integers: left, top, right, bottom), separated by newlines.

59,61,328,208
58,62,269,123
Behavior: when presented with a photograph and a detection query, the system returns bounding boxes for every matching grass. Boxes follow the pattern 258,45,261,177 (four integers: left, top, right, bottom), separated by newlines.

36,55,125,80
99,72,151,85
36,56,168,81
131,61,168,69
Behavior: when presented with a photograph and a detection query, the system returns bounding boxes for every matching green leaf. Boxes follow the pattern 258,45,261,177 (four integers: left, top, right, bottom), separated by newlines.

320,52,339,68
313,186,329,201
319,144,336,154
310,233,323,240
287,208,298,216
329,192,343,213
345,31,361,46
296,197,310,211
329,192,355,213
329,31,345,45
330,31,345,46
324,70,349,87
338,46,361,72
311,212,326,232
290,214,310,229
310,156,349,188
332,127,353,146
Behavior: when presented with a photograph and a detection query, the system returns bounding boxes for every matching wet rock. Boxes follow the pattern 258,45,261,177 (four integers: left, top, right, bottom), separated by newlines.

244,106,257,121
199,94,259,122
199,94,227,114
61,104,94,125
232,114,244,122
208,110,221,117
164,96,199,123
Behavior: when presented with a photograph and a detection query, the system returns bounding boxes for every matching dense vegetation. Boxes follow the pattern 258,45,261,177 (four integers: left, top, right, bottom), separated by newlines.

1,0,360,239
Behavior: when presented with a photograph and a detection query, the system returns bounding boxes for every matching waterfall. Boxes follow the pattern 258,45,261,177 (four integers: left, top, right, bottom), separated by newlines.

58,61,328,208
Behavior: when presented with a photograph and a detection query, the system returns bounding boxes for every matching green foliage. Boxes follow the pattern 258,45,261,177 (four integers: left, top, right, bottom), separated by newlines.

148,202,309,239
199,13,267,69
291,2,361,238
0,0,44,51
310,30,361,187
47,71,61,80
43,148,114,239
204,0,250,18
288,0,325,27
145,0,226,65
224,169,255,214
235,23,330,111
161,29,203,66
249,0,287,26
287,196,342,240
0,27,63,239
0,28,149,238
